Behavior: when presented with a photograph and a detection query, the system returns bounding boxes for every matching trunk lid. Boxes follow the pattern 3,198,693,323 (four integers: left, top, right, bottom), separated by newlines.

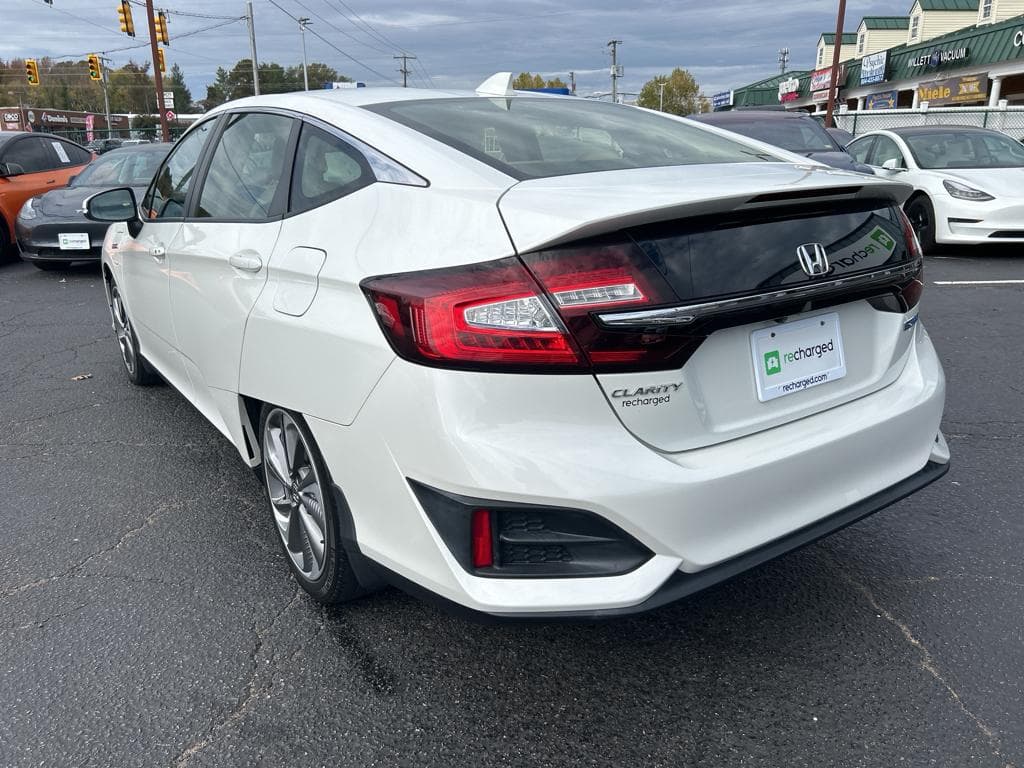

500,163,921,453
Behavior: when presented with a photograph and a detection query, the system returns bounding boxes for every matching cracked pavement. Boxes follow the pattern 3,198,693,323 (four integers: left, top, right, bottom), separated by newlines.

1,250,1022,767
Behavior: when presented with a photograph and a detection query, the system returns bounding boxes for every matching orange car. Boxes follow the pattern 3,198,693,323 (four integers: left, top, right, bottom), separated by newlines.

0,131,92,260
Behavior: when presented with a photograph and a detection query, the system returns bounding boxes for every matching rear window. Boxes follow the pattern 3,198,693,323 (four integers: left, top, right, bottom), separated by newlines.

365,97,776,179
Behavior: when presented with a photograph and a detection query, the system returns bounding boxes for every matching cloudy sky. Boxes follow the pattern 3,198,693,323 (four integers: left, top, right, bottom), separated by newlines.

9,0,905,101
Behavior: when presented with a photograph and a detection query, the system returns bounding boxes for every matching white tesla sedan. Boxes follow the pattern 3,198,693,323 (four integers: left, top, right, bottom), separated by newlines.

86,77,948,619
847,125,1024,252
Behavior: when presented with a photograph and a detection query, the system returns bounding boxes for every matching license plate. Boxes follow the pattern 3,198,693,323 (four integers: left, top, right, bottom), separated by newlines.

58,232,90,250
750,312,847,402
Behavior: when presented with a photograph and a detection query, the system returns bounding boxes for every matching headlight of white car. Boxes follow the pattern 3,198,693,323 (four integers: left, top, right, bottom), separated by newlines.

18,197,38,220
942,179,994,202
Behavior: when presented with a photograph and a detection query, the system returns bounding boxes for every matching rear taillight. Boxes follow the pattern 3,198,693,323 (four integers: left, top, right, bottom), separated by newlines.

361,242,694,373
362,257,586,372
897,208,925,310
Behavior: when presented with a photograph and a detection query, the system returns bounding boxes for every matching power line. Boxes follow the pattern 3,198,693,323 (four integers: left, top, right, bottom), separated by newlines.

264,0,399,84
290,0,392,56
324,0,403,51
24,0,127,39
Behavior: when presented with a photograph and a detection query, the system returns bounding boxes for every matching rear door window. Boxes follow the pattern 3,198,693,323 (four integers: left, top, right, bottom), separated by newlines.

870,136,906,168
195,112,295,220
289,123,373,214
4,137,55,173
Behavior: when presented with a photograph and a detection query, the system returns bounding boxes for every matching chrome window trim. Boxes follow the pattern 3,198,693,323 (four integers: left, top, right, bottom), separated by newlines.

596,260,923,327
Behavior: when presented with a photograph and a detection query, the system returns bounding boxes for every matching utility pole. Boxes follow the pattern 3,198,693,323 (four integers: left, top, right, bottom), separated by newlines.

658,80,667,111
246,0,260,96
298,17,311,91
99,55,113,137
144,0,170,142
824,0,847,128
569,70,576,94
778,47,790,74
607,40,622,103
393,53,416,87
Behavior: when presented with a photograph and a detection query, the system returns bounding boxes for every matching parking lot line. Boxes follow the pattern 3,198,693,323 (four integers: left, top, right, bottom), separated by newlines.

933,280,1024,285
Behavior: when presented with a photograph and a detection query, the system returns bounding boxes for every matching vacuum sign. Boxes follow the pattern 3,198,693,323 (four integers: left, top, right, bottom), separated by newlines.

908,46,970,68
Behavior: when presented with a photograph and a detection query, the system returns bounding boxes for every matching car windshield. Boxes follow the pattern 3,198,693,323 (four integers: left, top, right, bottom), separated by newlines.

366,97,777,179
903,130,1024,169
72,149,166,187
712,118,839,153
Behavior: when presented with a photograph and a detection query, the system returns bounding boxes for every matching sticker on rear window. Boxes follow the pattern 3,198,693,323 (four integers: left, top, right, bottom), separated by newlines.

51,141,70,163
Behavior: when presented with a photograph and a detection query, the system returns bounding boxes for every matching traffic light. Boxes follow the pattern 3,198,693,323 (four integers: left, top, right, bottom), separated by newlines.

25,59,40,86
87,54,102,81
154,11,170,45
117,0,135,37
156,47,165,73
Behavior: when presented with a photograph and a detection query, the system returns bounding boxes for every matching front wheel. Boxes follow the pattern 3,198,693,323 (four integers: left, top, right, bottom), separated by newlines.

108,281,160,385
259,406,366,604
905,196,937,254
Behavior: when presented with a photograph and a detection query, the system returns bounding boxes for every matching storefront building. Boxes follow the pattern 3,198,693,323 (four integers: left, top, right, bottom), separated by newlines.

730,7,1024,114
0,108,128,136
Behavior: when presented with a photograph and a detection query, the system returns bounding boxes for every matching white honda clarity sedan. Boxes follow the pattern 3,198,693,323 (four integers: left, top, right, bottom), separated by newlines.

847,125,1024,252
86,76,948,619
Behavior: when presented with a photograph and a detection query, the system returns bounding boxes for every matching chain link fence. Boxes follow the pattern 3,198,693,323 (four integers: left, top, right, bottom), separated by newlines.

836,107,1024,140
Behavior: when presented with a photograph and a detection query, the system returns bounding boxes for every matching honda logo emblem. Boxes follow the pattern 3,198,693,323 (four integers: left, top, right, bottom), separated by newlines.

796,243,830,277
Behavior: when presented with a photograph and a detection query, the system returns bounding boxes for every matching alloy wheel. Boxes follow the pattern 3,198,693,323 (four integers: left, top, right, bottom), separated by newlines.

109,288,137,376
263,409,329,581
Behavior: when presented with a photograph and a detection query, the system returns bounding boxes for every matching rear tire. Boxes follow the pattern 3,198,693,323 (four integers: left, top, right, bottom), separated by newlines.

258,405,366,604
0,224,13,264
905,195,937,254
107,281,160,386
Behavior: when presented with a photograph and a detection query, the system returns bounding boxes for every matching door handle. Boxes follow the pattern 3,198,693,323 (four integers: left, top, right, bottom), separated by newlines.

150,245,166,260
228,253,263,272
45,179,57,185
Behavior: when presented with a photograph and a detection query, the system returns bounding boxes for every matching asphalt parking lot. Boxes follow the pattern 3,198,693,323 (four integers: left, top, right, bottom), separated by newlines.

1,250,1021,768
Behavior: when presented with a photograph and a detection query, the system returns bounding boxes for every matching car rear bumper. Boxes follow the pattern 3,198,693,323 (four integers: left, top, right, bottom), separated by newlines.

361,459,948,621
305,322,947,617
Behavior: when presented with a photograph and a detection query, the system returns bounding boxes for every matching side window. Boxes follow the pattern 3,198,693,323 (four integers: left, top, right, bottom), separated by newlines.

871,136,905,168
142,120,215,220
289,123,373,215
4,137,55,173
847,136,875,165
196,112,295,220
57,140,92,166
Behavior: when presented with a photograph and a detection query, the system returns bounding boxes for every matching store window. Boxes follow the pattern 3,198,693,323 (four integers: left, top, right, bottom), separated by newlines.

858,32,866,55
817,46,824,67
981,0,993,19
909,14,920,40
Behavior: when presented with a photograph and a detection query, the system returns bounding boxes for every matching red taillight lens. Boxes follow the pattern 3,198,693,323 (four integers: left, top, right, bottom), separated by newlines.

897,208,925,310
471,509,493,568
362,257,584,371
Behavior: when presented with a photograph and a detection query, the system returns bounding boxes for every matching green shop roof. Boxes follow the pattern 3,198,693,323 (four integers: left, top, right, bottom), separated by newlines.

820,33,860,45
732,11,1024,102
914,0,979,10
862,16,911,29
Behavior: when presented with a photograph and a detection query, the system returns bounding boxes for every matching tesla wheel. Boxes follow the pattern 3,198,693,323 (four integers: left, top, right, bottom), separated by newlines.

108,281,159,386
259,405,366,604
905,196,937,254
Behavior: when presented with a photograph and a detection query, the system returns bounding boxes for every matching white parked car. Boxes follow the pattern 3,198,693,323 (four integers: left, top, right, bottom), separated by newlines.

847,126,1024,252
85,79,948,619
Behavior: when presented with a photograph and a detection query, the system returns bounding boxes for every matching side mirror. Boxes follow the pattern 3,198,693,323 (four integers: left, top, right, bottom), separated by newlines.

83,187,139,222
83,187,144,237
881,158,906,172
